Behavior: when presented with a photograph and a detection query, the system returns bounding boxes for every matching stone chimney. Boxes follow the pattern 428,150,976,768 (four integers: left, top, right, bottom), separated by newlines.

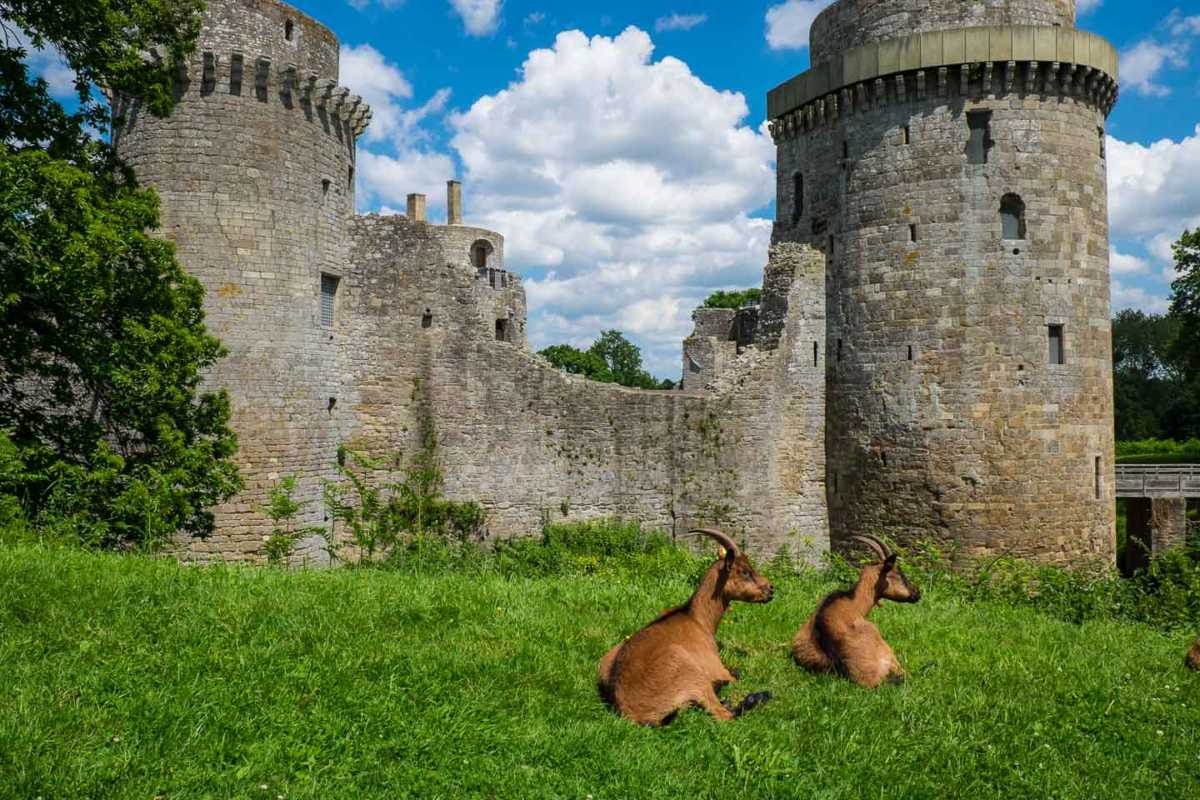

447,180,462,225
406,193,426,223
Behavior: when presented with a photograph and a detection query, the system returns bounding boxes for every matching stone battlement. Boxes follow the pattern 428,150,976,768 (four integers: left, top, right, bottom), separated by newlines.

168,50,372,138
768,25,1118,141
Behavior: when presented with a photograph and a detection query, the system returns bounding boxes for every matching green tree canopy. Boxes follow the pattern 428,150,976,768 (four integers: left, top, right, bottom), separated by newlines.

0,0,239,548
702,288,761,309
539,331,674,390
1169,229,1200,377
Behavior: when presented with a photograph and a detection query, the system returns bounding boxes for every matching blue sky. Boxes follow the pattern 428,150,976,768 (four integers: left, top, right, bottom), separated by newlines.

23,0,1200,377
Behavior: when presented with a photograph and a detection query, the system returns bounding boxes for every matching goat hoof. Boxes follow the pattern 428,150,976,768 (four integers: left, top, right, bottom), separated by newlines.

733,691,772,717
886,673,907,686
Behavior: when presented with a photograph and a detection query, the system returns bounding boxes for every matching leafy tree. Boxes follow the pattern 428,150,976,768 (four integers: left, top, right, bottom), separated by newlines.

538,344,614,383
1169,229,1200,377
1111,310,1184,441
0,1,239,548
588,330,655,388
702,288,761,309
1162,229,1200,440
540,331,671,390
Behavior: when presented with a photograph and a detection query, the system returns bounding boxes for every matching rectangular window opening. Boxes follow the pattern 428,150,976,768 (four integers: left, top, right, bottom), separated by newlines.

495,318,510,342
837,338,843,362
255,57,271,102
842,140,849,159
320,274,339,328
909,224,918,242
285,19,295,41
229,53,244,96
201,52,216,96
907,344,914,361
1048,324,1064,365
347,165,355,191
813,341,819,367
792,173,804,224
966,110,992,165
903,125,911,145
322,178,331,196
1098,127,1106,159
1094,455,1102,500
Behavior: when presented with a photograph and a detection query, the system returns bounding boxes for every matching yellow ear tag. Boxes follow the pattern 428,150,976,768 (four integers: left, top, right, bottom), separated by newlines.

716,546,727,559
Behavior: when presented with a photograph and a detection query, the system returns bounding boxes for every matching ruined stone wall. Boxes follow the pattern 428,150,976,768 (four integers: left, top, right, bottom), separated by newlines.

772,1,1116,564
113,0,367,561
348,223,829,559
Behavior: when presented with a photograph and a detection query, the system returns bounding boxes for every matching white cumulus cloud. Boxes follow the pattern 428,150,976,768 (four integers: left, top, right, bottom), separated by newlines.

1112,279,1170,314
1118,10,1200,96
448,27,775,376
1108,127,1200,243
340,44,413,143
1110,248,1150,275
764,0,834,52
450,0,503,36
1076,0,1102,16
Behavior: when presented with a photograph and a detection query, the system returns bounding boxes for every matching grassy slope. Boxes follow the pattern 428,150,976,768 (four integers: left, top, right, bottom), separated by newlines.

2,545,1199,799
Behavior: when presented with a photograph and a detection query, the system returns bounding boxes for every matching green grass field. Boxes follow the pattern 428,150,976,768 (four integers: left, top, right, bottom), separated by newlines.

2,544,1199,799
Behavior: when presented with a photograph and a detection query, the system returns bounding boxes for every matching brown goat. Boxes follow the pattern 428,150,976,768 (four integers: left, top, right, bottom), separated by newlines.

1187,638,1200,671
596,528,775,726
792,535,920,688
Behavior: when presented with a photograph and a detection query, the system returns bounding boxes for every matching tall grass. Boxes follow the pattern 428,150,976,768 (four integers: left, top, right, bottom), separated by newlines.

3,528,1200,798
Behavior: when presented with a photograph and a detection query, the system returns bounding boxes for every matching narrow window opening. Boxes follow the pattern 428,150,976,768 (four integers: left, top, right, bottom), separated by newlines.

813,341,819,367
255,57,270,103
422,307,433,329
347,165,355,191
201,52,216,95
908,223,918,242
842,140,849,159
327,397,337,414
285,19,295,41
320,274,339,328
229,53,244,96
882,451,889,467
321,178,331,196
1001,193,1026,240
792,172,804,224
837,338,843,362
1094,455,1102,500
495,318,510,342
828,236,835,258
903,125,911,145
1048,324,1064,365
907,344,914,361
966,110,993,165
1098,127,1106,159
832,472,839,494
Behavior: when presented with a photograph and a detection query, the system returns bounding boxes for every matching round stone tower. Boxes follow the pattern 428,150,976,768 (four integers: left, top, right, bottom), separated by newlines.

767,0,1119,564
113,0,371,560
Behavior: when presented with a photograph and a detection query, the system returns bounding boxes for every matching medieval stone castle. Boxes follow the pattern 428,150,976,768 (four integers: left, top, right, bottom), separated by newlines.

113,0,1119,566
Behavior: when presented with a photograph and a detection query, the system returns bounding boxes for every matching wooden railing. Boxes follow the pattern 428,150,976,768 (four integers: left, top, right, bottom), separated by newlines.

1115,464,1200,498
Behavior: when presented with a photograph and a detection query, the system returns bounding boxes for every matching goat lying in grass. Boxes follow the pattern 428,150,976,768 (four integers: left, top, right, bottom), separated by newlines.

1188,639,1200,671
597,528,774,726
792,535,920,688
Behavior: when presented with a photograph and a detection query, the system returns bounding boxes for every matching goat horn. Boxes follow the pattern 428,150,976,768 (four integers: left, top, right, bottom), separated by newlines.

850,535,889,563
687,527,739,558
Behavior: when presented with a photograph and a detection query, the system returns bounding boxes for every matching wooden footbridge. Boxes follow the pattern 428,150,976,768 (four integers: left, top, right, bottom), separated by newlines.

1114,464,1199,574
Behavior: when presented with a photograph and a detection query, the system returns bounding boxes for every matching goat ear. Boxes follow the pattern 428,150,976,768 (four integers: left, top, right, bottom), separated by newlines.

883,553,898,571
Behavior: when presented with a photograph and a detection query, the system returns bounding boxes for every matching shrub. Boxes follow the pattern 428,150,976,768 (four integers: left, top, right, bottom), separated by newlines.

323,435,487,565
